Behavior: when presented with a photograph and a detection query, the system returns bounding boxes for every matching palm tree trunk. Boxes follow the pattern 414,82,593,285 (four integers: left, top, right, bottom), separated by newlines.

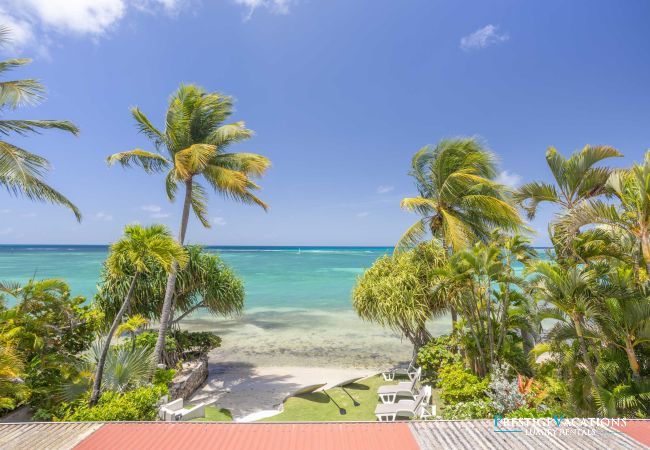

640,230,650,275
572,316,598,389
624,336,641,378
485,281,494,370
90,272,139,406
153,178,193,367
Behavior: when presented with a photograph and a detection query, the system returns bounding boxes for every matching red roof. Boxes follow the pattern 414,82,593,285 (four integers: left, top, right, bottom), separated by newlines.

74,422,420,450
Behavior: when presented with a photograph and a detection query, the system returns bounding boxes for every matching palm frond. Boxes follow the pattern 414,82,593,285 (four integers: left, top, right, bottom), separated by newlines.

0,79,44,109
0,141,81,220
130,107,166,149
0,119,79,136
107,149,170,173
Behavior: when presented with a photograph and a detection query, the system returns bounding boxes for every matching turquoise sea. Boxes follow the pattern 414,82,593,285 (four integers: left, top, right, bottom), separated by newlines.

0,245,413,367
0,245,548,368
0,245,392,310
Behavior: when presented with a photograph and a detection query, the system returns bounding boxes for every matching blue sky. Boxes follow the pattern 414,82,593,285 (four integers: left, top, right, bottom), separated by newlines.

0,0,649,246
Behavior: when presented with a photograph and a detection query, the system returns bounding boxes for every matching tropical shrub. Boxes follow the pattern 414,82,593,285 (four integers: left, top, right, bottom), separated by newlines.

486,365,526,414
132,330,221,364
58,385,167,421
0,280,100,412
416,335,460,384
441,399,494,419
437,362,489,404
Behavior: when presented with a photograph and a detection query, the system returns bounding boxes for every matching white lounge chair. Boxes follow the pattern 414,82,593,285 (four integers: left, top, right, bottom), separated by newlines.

377,367,421,404
381,360,418,381
158,398,206,421
375,385,435,422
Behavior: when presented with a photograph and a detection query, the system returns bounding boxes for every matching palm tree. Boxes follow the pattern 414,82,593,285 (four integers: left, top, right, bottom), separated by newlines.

492,232,535,352
514,145,621,220
598,266,650,378
557,151,650,274
107,84,270,366
89,224,187,406
398,138,522,253
0,26,80,220
528,261,601,389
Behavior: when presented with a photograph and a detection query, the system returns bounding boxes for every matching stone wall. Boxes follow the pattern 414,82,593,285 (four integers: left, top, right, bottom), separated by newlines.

169,355,208,400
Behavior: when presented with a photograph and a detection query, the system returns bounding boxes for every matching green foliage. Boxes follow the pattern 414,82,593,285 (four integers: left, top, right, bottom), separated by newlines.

130,330,221,363
438,362,489,404
173,330,222,356
96,247,244,328
353,241,447,349
0,279,99,411
441,399,494,419
416,335,461,384
153,368,176,386
58,385,167,422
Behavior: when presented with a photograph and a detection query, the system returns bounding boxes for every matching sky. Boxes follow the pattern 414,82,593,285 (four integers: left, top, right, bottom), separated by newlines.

0,0,649,246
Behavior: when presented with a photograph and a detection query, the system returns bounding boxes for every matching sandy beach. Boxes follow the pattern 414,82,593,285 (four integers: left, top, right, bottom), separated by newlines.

185,308,451,419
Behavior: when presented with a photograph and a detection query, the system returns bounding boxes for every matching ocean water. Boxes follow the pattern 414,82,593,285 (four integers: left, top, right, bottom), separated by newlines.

0,245,548,368
0,245,419,368
0,245,392,310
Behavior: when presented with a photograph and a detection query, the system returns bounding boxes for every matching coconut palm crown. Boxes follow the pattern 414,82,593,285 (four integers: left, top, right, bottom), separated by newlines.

0,26,80,220
397,137,522,252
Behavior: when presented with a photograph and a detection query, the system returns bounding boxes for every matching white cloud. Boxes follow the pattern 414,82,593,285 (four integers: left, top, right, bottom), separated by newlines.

376,185,394,194
94,211,113,221
356,211,370,218
233,0,292,20
460,24,509,51
150,212,170,218
495,170,522,188
1,0,190,54
0,8,36,52
212,216,226,226
0,227,13,235
20,212,36,218
0,209,11,214
18,0,127,35
141,204,162,212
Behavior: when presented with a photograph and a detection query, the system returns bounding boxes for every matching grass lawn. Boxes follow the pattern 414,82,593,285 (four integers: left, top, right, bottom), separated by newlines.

259,375,443,422
191,406,233,421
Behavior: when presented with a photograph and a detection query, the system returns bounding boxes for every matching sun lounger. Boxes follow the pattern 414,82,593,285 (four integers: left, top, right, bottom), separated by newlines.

381,360,418,381
377,367,421,404
158,398,207,421
374,385,435,421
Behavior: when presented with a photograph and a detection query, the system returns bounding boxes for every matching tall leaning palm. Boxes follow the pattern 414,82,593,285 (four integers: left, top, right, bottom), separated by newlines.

397,138,522,253
107,84,270,366
90,224,187,406
0,26,80,220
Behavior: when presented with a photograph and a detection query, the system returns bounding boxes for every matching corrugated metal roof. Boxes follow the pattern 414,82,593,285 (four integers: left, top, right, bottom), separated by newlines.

73,422,420,450
409,420,648,450
0,420,647,449
0,422,102,450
